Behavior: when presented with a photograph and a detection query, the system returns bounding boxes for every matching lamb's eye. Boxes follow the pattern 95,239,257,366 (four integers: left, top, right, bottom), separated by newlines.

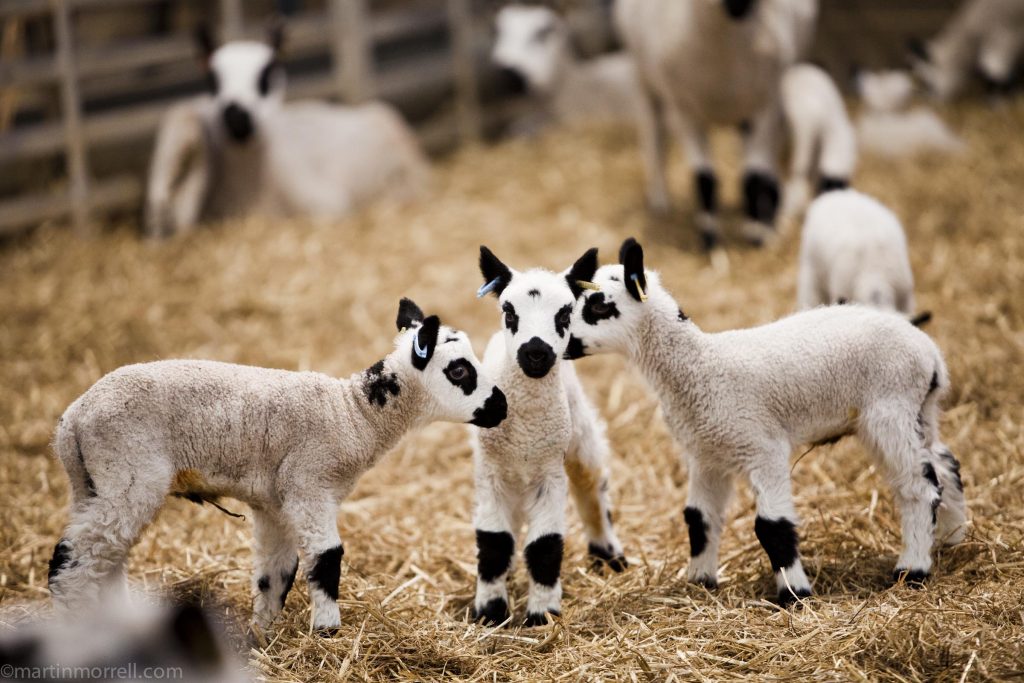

447,365,468,381
590,302,609,315
558,309,571,325
504,311,515,326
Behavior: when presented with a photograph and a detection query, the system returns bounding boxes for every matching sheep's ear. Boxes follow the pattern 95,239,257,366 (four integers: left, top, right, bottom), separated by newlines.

396,298,425,331
267,17,285,53
411,315,440,370
478,246,512,298
565,247,598,298
195,24,216,62
619,237,647,302
906,37,930,64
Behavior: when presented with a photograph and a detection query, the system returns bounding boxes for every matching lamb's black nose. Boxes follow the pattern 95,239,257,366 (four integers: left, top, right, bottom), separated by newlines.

517,337,556,379
722,0,756,19
222,102,254,143
470,387,507,428
497,66,528,95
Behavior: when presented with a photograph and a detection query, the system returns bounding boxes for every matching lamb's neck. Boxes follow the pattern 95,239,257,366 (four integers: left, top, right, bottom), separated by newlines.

335,356,425,473
630,291,709,419
500,352,564,404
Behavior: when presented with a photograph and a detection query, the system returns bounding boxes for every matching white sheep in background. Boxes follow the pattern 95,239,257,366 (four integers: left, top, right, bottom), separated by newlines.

471,246,626,627
779,63,857,220
145,27,430,238
797,189,927,324
47,299,507,633
566,238,967,604
855,69,965,158
615,0,818,249
491,5,641,131
910,0,1024,100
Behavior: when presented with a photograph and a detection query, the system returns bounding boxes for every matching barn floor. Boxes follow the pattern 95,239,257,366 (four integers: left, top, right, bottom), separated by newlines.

1,100,1022,681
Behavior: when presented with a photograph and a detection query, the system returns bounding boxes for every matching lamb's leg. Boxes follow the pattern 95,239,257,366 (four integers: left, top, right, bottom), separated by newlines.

251,509,300,632
747,455,813,605
49,462,172,611
635,83,672,216
145,104,208,238
472,476,515,626
781,120,816,222
931,444,968,545
683,460,734,589
522,473,568,627
285,498,344,633
564,424,625,573
740,104,784,246
677,118,720,251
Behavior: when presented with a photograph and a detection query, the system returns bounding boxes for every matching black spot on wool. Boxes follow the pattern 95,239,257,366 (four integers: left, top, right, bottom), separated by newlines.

923,462,940,490
554,304,573,338
528,289,540,298
444,359,478,395
257,575,270,592
940,450,964,492
754,516,799,572
683,507,709,557
695,170,718,213
502,302,519,335
362,360,400,407
582,293,620,325
48,539,73,584
563,335,585,360
281,557,299,606
474,597,509,626
742,170,780,225
678,308,689,322
524,534,563,587
308,545,344,602
476,530,514,582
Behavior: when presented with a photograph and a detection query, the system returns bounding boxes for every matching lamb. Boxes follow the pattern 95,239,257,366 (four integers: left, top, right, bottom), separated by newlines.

491,5,641,130
47,299,507,633
471,246,626,627
615,0,818,248
145,26,430,238
797,189,926,323
779,63,857,220
910,0,1024,100
566,238,968,604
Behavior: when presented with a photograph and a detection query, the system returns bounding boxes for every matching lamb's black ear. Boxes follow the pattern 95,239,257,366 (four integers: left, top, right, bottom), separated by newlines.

411,315,440,370
479,246,512,298
195,24,216,61
396,298,425,331
619,237,647,302
566,248,598,298
267,17,285,53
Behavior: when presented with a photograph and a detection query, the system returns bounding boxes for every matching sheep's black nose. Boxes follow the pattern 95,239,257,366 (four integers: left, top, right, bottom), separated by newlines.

497,66,529,95
470,387,507,428
517,337,556,379
722,0,756,19
222,102,254,143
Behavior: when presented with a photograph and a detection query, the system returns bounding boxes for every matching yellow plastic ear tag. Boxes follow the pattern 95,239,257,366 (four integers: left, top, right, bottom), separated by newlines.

576,280,601,292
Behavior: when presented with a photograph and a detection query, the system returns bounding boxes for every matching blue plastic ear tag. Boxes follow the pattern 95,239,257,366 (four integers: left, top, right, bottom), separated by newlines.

477,277,502,298
413,329,429,359
630,273,648,302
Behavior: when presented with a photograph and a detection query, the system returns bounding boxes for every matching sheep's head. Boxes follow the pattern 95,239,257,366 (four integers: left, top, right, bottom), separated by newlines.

196,24,286,144
566,238,660,359
491,5,569,93
393,299,506,428
478,246,597,379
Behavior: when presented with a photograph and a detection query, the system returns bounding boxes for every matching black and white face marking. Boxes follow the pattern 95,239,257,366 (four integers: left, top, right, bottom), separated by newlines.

200,37,285,144
581,292,619,325
477,247,598,380
491,5,568,92
444,359,478,395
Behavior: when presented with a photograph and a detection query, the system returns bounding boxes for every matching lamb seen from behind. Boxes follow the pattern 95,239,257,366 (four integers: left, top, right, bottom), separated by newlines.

566,238,967,604
47,299,507,634
472,247,626,627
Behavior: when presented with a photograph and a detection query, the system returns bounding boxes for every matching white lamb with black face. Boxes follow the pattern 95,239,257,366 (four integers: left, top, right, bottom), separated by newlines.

567,238,967,605
470,246,626,628
47,299,506,634
145,26,430,238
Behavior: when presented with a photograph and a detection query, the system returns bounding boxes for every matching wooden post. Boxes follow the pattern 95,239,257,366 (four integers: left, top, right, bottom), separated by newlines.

51,0,90,236
329,0,373,103
219,0,244,41
447,0,481,142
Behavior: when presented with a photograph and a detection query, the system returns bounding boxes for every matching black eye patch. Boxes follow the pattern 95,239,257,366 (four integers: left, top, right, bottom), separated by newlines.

554,303,573,338
582,293,619,325
502,302,519,335
444,359,478,396
258,62,279,96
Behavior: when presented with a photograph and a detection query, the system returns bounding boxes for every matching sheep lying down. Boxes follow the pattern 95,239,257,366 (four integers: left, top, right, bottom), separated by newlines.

47,300,507,634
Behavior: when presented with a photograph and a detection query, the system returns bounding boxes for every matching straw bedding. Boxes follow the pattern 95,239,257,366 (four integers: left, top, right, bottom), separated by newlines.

1,100,1022,681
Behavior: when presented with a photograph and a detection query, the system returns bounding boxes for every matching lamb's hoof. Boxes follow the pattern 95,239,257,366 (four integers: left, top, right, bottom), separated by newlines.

892,569,930,588
315,626,342,637
587,543,628,573
523,610,560,628
777,588,812,608
472,597,510,627
690,575,718,591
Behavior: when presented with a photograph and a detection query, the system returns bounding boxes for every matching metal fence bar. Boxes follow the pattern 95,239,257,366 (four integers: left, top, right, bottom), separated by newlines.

446,0,481,143
329,0,373,103
51,0,91,236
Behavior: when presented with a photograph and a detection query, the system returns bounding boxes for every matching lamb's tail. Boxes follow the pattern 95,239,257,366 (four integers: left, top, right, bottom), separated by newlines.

52,402,96,505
